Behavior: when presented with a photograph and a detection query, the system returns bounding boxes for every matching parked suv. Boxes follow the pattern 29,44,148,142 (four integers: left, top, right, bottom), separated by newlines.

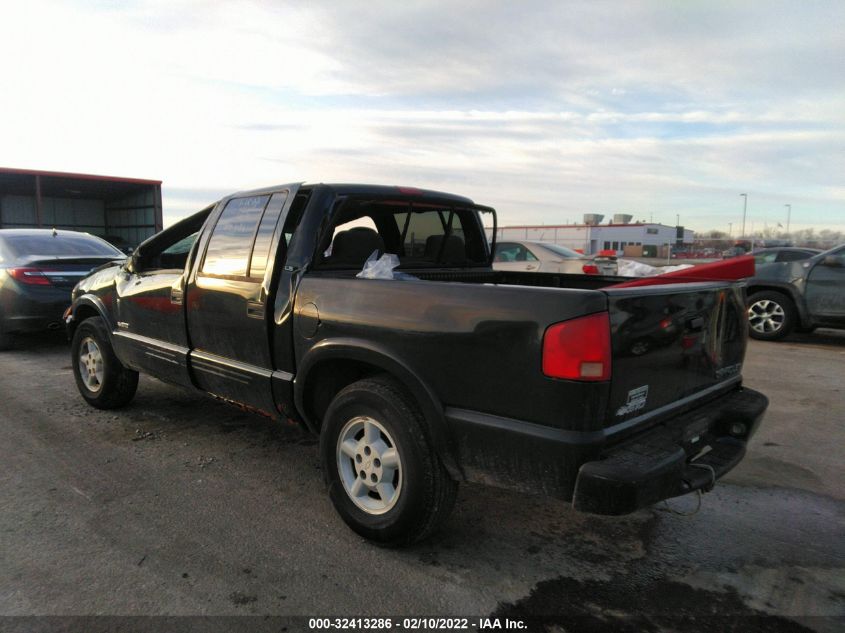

746,244,845,340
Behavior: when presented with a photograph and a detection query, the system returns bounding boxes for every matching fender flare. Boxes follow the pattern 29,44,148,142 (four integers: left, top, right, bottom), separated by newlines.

70,295,116,339
294,338,463,480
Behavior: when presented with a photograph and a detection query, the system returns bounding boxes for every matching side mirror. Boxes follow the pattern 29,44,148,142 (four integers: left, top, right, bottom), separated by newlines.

124,252,139,274
822,255,843,267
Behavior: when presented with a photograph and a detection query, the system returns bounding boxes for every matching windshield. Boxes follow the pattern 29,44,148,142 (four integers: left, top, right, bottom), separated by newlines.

538,243,582,258
2,233,124,258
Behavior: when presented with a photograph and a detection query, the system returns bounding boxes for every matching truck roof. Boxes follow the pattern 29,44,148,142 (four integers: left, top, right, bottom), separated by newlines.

225,182,477,207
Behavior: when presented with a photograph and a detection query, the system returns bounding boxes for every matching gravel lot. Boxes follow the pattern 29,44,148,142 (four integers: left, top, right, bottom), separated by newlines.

1,330,843,631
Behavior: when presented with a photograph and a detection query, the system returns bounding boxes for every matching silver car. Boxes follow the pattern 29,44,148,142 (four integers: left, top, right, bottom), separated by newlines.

493,240,617,275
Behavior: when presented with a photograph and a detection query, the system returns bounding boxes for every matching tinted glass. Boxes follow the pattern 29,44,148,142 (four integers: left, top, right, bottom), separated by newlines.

2,233,122,258
202,195,270,276
777,250,812,262
249,192,288,278
754,251,778,264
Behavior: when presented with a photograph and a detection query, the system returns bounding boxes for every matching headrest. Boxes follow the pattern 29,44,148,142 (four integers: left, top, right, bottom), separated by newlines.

331,227,385,266
424,234,466,264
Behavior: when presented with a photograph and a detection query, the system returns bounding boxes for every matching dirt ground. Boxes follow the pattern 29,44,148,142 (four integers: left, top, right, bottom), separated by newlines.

0,329,842,632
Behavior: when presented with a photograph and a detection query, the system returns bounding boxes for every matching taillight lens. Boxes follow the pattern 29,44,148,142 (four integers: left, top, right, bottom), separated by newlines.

582,263,599,274
542,312,611,381
7,267,52,285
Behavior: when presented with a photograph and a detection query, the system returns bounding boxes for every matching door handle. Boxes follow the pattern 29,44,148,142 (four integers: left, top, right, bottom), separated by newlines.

171,288,184,305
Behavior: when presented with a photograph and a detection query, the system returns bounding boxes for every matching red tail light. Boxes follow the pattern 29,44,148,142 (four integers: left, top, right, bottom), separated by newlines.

582,263,599,274
542,312,611,381
7,267,52,285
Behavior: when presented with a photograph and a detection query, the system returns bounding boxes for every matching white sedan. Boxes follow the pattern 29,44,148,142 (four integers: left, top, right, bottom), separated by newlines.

493,240,618,275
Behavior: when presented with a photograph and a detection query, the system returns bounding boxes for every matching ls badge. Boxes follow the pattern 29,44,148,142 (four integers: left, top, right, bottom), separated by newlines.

616,385,649,417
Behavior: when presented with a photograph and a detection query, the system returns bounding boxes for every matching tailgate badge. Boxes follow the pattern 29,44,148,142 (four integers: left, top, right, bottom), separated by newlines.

616,385,649,417
715,363,742,379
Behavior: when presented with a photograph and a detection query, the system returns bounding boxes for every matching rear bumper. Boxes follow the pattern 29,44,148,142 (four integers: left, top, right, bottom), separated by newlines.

446,386,767,512
572,387,768,515
0,288,70,334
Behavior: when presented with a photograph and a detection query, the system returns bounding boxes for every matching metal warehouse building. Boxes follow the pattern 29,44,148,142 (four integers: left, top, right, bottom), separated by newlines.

0,167,163,249
490,213,695,257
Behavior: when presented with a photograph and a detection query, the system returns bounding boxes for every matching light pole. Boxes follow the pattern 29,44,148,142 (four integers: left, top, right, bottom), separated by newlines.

740,193,748,238
676,213,680,226
784,204,791,236
728,222,733,237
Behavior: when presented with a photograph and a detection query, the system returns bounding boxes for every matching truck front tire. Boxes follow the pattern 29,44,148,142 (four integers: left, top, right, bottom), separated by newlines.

320,375,458,546
71,316,139,409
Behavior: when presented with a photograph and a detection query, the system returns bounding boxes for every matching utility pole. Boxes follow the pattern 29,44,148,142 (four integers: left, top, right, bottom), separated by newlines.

740,193,748,238
728,222,733,237
676,213,680,226
785,204,791,236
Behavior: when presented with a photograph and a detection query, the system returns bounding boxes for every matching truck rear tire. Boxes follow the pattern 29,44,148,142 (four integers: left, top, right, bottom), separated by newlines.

747,291,796,341
320,375,458,546
71,316,139,409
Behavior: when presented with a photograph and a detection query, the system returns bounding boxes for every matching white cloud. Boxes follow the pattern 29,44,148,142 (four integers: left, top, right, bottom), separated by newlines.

0,0,842,232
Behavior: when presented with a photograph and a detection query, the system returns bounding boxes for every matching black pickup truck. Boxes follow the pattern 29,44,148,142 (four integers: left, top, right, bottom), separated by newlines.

67,183,767,545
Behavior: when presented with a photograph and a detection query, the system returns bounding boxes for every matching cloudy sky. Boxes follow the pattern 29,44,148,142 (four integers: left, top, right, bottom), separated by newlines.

1,0,843,234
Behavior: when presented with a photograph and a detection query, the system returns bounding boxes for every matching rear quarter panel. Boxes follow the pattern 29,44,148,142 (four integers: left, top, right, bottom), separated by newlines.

293,275,611,431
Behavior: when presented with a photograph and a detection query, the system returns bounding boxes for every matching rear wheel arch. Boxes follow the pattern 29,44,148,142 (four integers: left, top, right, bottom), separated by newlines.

295,341,462,480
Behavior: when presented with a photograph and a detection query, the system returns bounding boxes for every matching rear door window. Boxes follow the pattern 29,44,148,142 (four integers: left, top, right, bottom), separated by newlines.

776,250,812,262
248,192,288,278
201,195,271,277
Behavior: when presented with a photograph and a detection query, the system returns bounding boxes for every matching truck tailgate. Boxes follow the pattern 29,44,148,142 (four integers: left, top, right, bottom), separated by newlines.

603,282,747,432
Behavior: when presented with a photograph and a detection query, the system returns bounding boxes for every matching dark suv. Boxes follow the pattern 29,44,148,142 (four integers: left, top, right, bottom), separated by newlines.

746,244,845,340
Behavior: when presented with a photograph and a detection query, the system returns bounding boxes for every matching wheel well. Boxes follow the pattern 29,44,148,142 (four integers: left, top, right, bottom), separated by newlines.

71,304,101,336
746,285,806,329
302,359,382,432
746,286,794,303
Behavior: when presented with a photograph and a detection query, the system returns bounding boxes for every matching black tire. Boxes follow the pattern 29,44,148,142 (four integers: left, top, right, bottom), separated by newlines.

320,375,458,546
747,291,796,341
0,312,11,351
71,316,139,408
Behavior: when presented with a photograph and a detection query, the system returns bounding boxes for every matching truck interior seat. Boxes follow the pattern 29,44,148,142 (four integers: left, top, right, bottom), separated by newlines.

331,227,385,267
424,235,466,265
